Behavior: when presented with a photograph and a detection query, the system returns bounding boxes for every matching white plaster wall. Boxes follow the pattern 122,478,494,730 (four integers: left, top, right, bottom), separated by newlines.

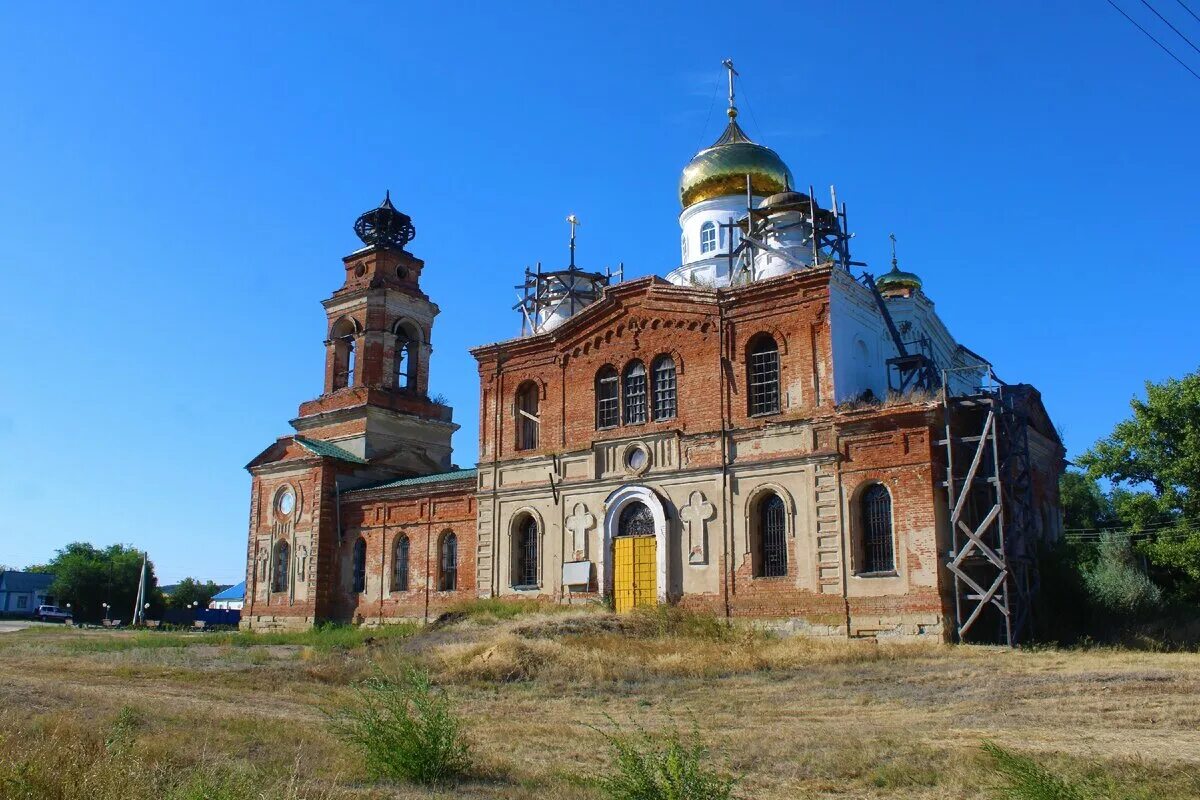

667,196,750,287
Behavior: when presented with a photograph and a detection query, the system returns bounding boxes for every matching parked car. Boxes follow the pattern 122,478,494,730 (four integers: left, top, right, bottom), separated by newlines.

33,605,72,623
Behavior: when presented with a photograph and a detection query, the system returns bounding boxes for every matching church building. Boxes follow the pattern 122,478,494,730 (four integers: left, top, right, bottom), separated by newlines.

243,67,1065,643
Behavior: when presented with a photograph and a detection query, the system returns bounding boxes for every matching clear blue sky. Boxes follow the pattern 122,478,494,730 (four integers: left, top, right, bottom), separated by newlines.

1,2,1196,584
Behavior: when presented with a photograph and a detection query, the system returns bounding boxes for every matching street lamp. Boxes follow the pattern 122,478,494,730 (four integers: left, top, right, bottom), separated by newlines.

101,602,110,622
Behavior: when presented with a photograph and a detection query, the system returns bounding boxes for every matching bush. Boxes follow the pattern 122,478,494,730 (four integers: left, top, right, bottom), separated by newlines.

328,666,470,786
1083,533,1163,617
594,724,737,800
982,741,1087,800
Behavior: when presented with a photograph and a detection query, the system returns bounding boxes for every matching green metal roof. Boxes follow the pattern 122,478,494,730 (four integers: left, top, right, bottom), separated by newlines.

294,436,368,464
348,468,477,494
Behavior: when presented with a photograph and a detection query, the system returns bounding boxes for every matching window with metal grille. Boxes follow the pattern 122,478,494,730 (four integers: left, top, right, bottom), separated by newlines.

748,335,780,416
596,366,619,428
516,382,539,450
617,502,655,537
440,532,458,591
700,221,717,254
514,516,539,588
758,494,788,577
624,361,647,424
652,356,677,420
393,536,409,591
273,541,290,592
861,484,895,573
351,538,366,593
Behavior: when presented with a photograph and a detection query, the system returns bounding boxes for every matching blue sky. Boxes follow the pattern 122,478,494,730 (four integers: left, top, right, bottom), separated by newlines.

1,2,1196,584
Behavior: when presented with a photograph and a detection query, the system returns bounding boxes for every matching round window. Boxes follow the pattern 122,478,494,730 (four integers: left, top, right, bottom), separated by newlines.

277,488,296,517
354,264,366,278
625,445,649,473
396,266,408,280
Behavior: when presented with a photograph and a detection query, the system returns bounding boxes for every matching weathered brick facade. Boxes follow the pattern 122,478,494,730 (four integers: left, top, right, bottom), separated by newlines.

242,198,1065,640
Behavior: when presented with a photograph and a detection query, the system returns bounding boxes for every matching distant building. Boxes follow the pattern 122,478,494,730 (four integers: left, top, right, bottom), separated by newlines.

209,582,245,610
0,571,55,614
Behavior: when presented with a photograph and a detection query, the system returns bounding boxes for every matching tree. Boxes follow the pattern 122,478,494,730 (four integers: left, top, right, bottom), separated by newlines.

39,543,162,623
1078,369,1200,521
165,577,224,610
1059,470,1114,531
1078,369,1200,601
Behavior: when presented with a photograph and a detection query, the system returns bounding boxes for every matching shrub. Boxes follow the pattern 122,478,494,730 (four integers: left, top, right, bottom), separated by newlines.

1083,533,1163,617
594,724,737,800
328,666,470,786
982,741,1087,800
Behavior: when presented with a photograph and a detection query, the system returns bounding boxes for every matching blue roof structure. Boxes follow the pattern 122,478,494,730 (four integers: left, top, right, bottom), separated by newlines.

0,571,55,593
210,581,245,601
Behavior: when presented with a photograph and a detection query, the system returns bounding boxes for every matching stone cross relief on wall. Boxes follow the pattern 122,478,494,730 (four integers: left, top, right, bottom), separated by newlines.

681,491,716,564
565,503,596,561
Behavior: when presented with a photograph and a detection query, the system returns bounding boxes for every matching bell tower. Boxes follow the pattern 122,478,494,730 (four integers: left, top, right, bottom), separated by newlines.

292,193,458,476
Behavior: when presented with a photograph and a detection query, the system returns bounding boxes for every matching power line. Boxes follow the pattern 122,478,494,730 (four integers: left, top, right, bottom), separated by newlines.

1105,0,1200,82
1176,0,1200,25
1140,0,1200,56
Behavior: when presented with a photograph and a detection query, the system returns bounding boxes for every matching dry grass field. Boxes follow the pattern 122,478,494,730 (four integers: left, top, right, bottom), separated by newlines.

2,603,1199,799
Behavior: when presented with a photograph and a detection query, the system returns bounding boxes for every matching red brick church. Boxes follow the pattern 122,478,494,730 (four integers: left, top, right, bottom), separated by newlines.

243,72,1064,643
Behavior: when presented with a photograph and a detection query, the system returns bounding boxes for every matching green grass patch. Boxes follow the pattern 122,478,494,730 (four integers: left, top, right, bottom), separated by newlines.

63,622,418,653
447,596,583,622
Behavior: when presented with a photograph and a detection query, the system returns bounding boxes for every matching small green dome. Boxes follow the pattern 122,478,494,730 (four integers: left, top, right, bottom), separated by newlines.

876,264,923,293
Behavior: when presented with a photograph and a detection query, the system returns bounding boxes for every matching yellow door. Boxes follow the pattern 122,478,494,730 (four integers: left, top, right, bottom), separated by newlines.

612,536,656,613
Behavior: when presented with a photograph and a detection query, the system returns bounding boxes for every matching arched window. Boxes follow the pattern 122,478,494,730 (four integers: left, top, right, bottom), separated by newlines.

439,532,458,591
681,232,689,261
351,537,366,594
617,501,655,537
330,318,359,390
861,484,895,573
755,494,788,578
596,366,620,429
392,536,410,592
652,355,677,421
700,221,717,254
515,381,539,450
272,541,290,592
623,361,647,425
513,516,539,588
748,334,780,416
396,339,413,389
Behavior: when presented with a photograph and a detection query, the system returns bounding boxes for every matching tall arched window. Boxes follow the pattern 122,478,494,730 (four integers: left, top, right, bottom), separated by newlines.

748,334,780,416
351,537,366,594
861,484,895,573
755,494,788,578
516,381,539,450
623,361,647,425
395,339,413,389
440,532,458,591
330,317,359,390
596,366,619,429
272,541,290,592
700,221,717,254
513,516,539,588
392,535,410,592
652,355,677,421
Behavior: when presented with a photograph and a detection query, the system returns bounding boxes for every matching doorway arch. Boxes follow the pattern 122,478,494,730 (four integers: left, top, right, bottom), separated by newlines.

600,485,668,604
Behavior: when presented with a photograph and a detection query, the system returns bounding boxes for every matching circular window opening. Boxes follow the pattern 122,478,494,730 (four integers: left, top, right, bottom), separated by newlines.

354,264,366,278
276,488,296,517
625,445,650,474
396,267,408,280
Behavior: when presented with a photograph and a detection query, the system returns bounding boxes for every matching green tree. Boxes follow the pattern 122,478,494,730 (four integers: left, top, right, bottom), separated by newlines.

1078,369,1200,601
1078,369,1200,521
38,543,162,623
165,577,223,610
1058,470,1114,531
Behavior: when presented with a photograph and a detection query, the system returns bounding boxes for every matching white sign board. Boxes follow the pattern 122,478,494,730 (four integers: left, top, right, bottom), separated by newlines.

561,560,592,587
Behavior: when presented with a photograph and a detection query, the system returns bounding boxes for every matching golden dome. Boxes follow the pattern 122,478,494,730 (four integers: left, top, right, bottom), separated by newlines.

679,118,793,209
